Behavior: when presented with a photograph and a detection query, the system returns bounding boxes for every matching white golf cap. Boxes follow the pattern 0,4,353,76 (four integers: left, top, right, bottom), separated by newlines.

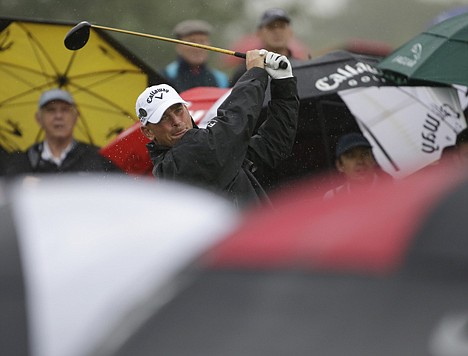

135,84,188,126
38,88,75,108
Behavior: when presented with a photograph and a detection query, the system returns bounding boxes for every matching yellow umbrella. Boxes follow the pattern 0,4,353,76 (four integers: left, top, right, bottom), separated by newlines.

0,17,164,152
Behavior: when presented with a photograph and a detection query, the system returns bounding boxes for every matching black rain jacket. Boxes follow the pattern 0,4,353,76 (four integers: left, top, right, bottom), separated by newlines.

147,67,299,208
5,141,120,175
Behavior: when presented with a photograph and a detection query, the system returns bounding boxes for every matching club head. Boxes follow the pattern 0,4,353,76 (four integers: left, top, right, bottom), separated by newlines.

64,21,92,50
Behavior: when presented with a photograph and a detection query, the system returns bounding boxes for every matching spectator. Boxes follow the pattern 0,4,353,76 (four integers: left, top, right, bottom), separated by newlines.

161,19,229,92
324,132,391,199
5,88,121,175
230,8,306,86
136,50,298,209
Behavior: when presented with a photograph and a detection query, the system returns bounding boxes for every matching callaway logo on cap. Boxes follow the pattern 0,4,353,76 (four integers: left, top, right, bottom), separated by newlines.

135,84,188,125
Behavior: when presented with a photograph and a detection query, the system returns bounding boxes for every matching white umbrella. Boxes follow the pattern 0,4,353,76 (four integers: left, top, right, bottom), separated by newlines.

339,86,466,178
2,174,239,356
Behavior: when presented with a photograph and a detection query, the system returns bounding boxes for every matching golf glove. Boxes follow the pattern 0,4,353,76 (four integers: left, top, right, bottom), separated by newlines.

263,51,293,80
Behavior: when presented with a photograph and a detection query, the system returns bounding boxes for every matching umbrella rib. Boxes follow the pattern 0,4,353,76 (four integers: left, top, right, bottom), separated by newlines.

0,65,58,106
71,69,143,83
358,120,400,172
66,70,141,118
18,23,62,84
0,61,56,77
61,78,138,145
62,50,78,80
362,87,460,134
423,31,468,44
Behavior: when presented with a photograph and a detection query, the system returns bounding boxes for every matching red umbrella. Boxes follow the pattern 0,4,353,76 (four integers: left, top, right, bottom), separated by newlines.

206,163,466,273
99,87,229,175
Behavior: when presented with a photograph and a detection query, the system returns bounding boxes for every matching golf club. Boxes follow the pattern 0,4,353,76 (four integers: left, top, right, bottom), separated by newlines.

64,21,288,69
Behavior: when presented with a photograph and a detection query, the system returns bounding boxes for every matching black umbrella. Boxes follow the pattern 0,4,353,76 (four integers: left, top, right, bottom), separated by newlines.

257,50,465,190
258,50,390,190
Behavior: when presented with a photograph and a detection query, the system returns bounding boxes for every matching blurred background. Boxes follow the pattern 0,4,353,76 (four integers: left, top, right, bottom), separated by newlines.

2,0,467,75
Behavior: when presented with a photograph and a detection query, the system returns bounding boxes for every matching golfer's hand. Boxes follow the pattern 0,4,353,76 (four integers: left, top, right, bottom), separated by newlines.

263,51,293,80
246,50,265,70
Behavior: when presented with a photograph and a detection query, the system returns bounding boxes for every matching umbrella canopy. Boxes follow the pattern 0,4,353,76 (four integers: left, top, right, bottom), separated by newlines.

0,17,164,152
291,50,388,97
377,12,468,87
340,85,465,178
101,163,468,356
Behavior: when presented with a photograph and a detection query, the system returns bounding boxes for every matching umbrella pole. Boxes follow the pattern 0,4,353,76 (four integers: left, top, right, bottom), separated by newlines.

359,121,400,172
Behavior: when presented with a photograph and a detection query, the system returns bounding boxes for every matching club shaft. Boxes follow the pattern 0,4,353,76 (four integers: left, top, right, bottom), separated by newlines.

91,24,245,58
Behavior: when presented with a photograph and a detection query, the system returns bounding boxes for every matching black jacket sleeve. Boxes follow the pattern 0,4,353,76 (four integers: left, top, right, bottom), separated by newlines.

247,76,299,169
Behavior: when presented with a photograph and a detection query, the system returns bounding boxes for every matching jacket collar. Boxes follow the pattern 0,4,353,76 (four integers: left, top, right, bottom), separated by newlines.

145,118,199,164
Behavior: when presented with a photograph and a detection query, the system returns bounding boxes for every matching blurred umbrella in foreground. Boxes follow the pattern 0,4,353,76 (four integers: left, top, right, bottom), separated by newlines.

106,163,468,356
378,12,468,87
0,175,239,356
3,163,468,356
0,17,164,152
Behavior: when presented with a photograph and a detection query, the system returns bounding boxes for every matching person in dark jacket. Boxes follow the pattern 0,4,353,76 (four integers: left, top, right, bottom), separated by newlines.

161,19,229,92
5,88,120,175
136,49,299,209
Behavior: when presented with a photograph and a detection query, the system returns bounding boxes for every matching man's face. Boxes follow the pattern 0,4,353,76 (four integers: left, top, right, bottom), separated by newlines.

257,20,292,53
36,100,78,142
176,33,210,66
141,103,193,147
336,146,378,183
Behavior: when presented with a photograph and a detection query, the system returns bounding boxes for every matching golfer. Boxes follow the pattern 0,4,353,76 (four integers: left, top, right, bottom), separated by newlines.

136,49,298,208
